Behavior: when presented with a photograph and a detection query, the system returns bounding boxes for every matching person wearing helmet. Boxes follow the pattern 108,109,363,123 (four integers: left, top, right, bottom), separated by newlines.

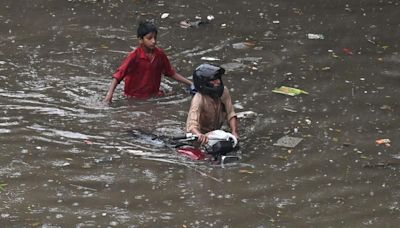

186,63,238,145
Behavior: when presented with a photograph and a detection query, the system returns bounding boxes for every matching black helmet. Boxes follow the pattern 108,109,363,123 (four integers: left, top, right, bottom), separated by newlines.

193,63,225,98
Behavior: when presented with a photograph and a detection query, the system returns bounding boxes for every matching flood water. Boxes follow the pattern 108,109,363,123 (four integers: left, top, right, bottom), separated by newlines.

1,0,400,227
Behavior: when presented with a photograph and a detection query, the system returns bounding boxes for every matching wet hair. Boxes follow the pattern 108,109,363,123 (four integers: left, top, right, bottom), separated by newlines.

137,21,158,39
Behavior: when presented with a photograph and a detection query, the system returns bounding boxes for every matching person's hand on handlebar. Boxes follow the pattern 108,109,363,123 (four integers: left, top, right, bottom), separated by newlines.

231,131,239,141
191,128,208,145
196,133,208,145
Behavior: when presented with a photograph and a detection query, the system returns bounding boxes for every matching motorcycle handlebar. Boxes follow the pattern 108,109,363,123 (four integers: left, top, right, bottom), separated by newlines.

172,133,236,144
171,133,197,140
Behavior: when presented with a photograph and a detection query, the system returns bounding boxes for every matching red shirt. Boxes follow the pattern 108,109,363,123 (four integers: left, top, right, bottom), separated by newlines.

113,46,176,99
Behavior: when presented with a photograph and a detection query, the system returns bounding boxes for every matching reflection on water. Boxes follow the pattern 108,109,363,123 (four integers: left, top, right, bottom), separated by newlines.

1,0,400,227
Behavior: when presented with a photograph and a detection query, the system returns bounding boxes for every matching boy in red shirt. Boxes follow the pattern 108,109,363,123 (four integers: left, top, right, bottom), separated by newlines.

104,21,194,103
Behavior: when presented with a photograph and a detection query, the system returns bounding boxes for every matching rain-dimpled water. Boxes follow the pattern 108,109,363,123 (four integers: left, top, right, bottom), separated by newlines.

1,0,400,227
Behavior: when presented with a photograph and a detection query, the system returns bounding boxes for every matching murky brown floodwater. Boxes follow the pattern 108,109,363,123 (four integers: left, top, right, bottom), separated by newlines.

1,0,400,227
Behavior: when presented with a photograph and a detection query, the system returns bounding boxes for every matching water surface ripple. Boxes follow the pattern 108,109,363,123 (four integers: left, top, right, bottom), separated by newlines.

1,0,399,227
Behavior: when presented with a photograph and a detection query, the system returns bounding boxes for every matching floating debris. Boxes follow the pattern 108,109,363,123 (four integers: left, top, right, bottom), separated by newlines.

83,139,93,145
273,136,303,148
264,30,278,40
180,20,209,28
200,56,220,61
376,138,391,147
232,41,256,50
272,86,308,96
236,111,257,119
307,33,325,40
380,105,393,111
179,15,214,28
239,169,254,174
342,142,353,147
283,107,297,113
94,156,113,164
0,182,7,192
161,13,169,19
342,48,354,55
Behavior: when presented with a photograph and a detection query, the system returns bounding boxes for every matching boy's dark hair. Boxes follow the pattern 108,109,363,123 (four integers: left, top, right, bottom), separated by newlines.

137,21,158,39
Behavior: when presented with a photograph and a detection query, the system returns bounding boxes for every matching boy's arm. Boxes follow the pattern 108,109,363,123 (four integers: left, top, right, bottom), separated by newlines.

103,78,119,104
170,72,192,86
103,51,136,104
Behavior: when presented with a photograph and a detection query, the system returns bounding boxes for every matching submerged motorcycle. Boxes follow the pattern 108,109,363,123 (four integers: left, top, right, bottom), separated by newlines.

129,129,240,165
172,130,240,164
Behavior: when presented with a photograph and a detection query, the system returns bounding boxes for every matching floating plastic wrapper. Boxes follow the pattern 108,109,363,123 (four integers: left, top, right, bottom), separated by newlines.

272,86,309,96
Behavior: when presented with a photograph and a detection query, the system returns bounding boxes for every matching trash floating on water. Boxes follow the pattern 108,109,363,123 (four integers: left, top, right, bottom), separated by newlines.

380,105,393,111
342,48,353,55
239,169,254,174
94,156,113,164
283,107,297,113
264,30,278,40
330,52,339,58
83,139,93,145
273,135,303,148
272,86,308,96
343,142,353,147
376,138,391,147
180,20,199,28
0,182,7,192
236,111,257,119
180,20,208,28
307,33,325,40
161,13,169,19
179,15,214,28
201,56,220,61
232,41,256,50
